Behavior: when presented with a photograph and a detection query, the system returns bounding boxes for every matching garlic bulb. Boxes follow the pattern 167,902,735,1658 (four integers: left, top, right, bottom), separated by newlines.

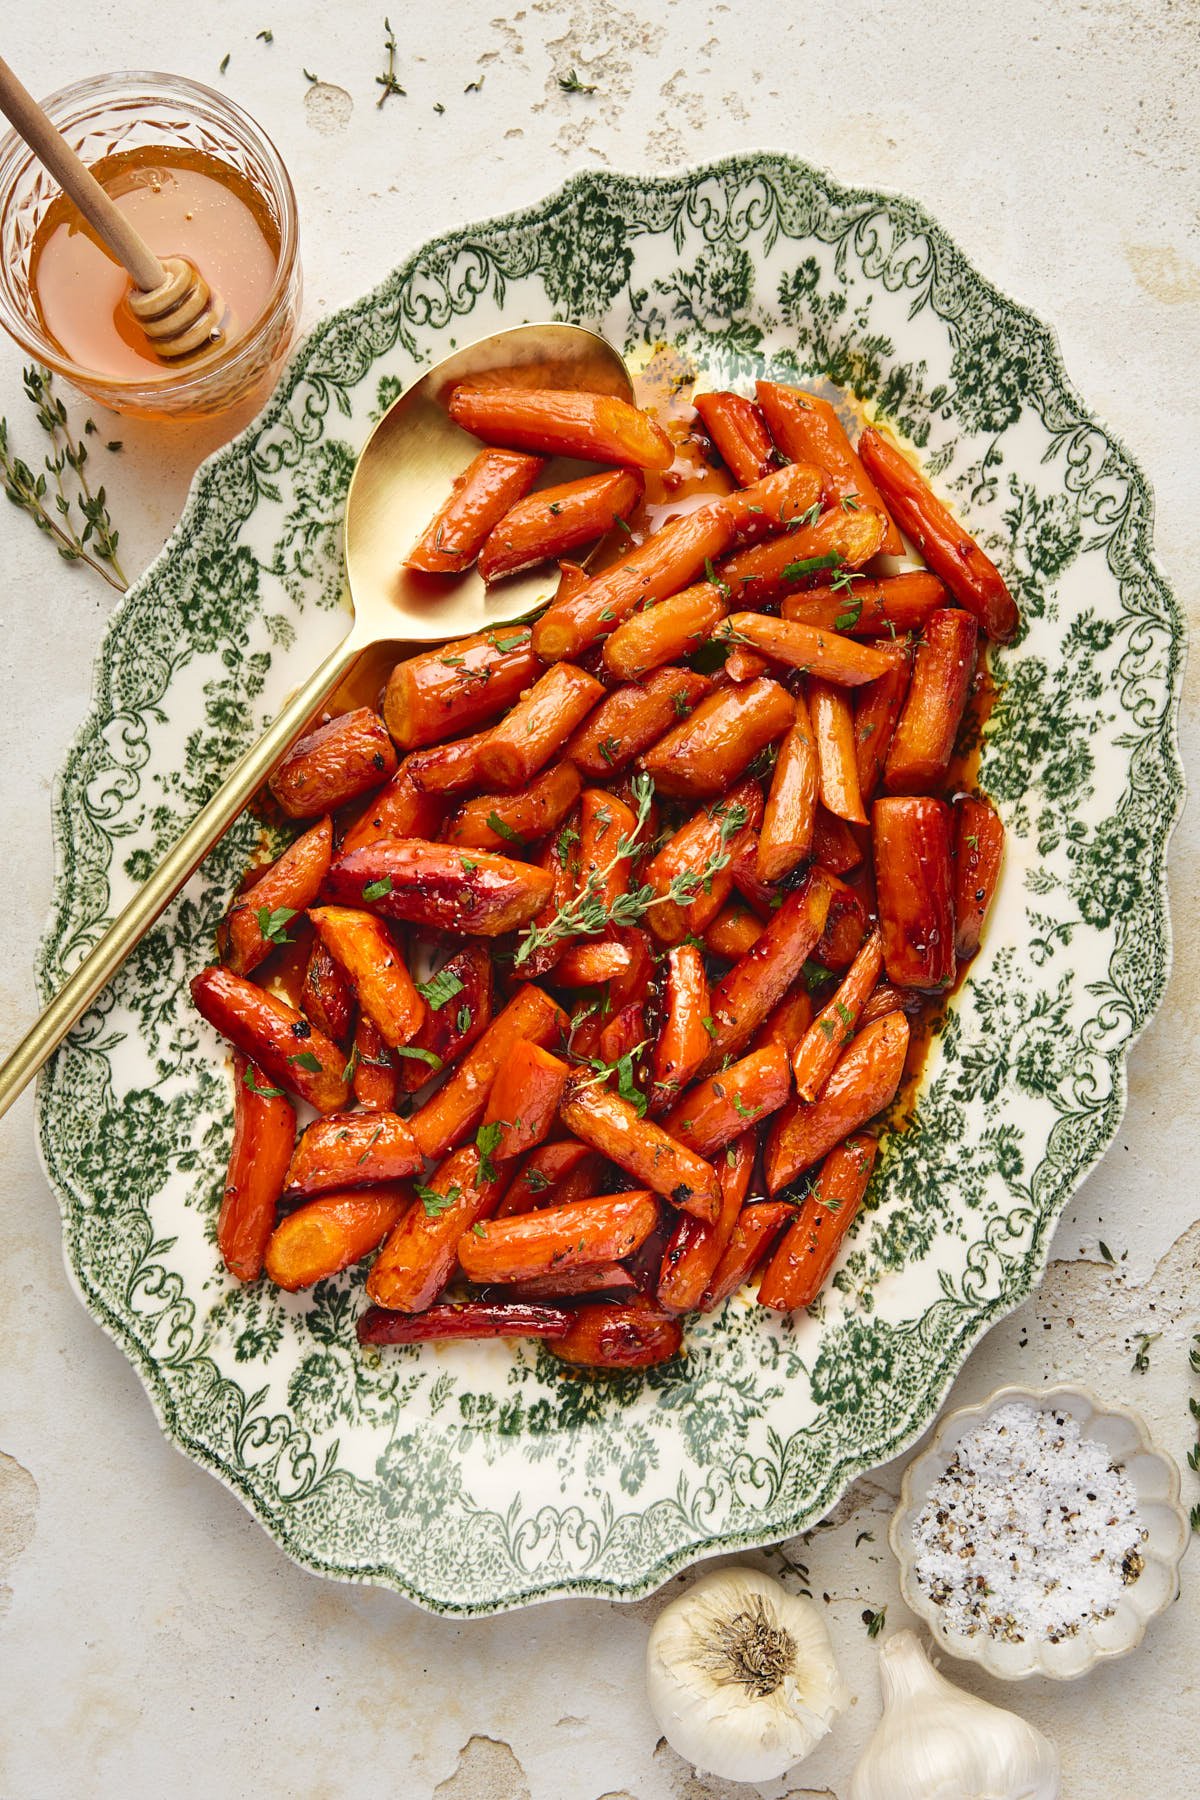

850,1630,1059,1800
645,1565,849,1782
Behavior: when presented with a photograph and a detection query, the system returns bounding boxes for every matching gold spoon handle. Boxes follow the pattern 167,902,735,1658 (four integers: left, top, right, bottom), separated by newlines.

0,628,364,1121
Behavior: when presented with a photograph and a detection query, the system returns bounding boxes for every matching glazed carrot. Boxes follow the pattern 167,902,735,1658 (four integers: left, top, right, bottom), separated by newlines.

190,966,351,1113
225,817,332,976
409,983,566,1161
494,1139,598,1218
665,1044,792,1156
558,1073,722,1222
758,694,817,880
884,609,978,792
698,870,835,1074
755,382,904,553
643,780,763,943
444,760,582,851
723,645,771,683
402,731,491,799
858,428,1019,641
285,1110,421,1197
597,1000,649,1069
448,384,674,470
814,872,869,970
397,941,494,1093
872,797,956,990
532,504,735,661
366,1146,509,1312
478,468,643,581
718,613,892,686
811,804,864,874
810,677,867,824
758,1134,878,1310
265,1188,409,1291
548,1299,683,1368
858,980,921,1028
300,936,355,1043
382,625,540,750
578,786,637,911
219,1055,295,1281
341,767,444,856
693,390,775,484
357,1301,571,1344
549,1148,611,1209
607,926,656,1008
721,462,828,542
309,906,425,1048
728,834,777,916
792,929,883,1102
953,795,1005,960
565,666,712,776
650,945,712,1115
324,839,554,937
700,1201,795,1310
519,812,580,981
782,570,945,638
482,1041,571,1160
703,899,764,959
765,1010,909,1193
640,677,794,799
601,580,727,682
269,708,398,820
476,664,606,789
459,1190,658,1283
853,639,912,802
508,1264,637,1300
554,940,638,985
751,986,814,1056
406,448,543,573
717,506,888,607
351,1016,399,1110
657,1130,755,1313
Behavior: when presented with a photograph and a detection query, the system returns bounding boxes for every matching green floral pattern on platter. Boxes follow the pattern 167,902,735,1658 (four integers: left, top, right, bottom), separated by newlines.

35,154,1184,1615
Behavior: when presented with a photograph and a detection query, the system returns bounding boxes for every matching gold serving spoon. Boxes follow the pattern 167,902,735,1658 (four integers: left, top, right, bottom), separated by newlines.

0,321,634,1118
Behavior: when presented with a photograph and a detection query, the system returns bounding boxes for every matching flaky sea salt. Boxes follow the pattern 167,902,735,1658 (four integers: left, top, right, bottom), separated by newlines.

910,1402,1145,1643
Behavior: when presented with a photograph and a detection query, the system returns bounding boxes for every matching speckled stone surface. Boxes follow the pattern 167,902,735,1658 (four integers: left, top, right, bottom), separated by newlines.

0,3,1196,1794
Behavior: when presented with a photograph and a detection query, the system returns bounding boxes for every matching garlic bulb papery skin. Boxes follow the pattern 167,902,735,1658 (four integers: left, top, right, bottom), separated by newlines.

645,1565,850,1783
849,1630,1060,1800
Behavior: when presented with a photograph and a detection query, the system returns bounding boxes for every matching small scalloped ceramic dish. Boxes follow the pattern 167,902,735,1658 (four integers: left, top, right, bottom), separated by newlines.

890,1383,1189,1679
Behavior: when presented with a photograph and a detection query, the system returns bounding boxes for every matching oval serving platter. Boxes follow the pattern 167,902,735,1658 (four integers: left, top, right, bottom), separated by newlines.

35,153,1184,1615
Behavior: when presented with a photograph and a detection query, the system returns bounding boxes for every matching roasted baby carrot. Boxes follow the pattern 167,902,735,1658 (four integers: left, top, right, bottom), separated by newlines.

225,817,332,977
507,1265,637,1300
810,677,868,824
351,1015,399,1110
853,639,912,802
406,447,543,573
219,1055,296,1281
548,1299,684,1368
814,872,870,971
755,382,904,553
640,677,794,799
717,505,888,607
554,939,639,986
597,1000,649,1069
721,462,828,543
602,580,727,682
758,1133,878,1310
719,613,892,686
765,1010,909,1192
285,1110,421,1197
341,768,445,855
643,779,763,942
444,760,582,852
300,937,355,1043
953,795,1005,960
478,468,643,581
558,1072,723,1222
357,1301,571,1344
872,796,956,990
532,504,735,661
565,666,711,776
782,570,945,638
190,966,351,1113
448,384,674,470
324,838,554,937
811,804,864,874
309,905,425,1048
409,983,566,1161
459,1190,658,1283
269,708,397,820
858,980,921,1028
398,941,494,1093
494,1139,602,1218
578,786,637,912
758,693,817,880
657,1130,755,1313
482,1041,571,1160
650,944,712,1115
700,1201,795,1310
476,663,606,789
519,815,580,981
665,1043,792,1156
693,390,775,484
722,645,771,684
265,1188,409,1291
884,608,978,792
792,929,883,1102
383,625,540,750
366,1146,509,1312
402,731,492,799
857,428,1019,641
699,870,835,1073
702,899,764,959
751,985,814,1056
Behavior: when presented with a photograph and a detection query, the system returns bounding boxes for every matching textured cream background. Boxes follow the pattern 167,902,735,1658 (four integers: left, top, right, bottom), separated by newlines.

0,2,1197,1794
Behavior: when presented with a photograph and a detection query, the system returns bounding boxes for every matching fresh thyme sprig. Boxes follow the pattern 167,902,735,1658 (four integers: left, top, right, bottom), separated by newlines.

376,16,406,106
558,68,597,94
0,367,127,591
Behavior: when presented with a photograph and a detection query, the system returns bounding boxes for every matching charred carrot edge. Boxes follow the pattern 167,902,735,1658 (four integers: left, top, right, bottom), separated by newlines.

301,937,355,1044
720,613,893,686
191,966,351,1114
792,930,883,1103
448,385,674,470
657,1131,755,1313
640,677,795,800
444,760,582,853
765,1010,910,1193
352,1014,399,1111
494,1138,598,1219
755,381,904,554
357,1301,571,1344
219,1056,296,1281
478,468,644,582
857,427,1019,641
757,695,817,882
565,666,712,776
269,708,398,821
716,506,888,607
758,1133,879,1310
383,626,540,751
397,941,494,1093
858,980,922,1029
284,1110,420,1198
226,817,332,977
459,1191,658,1283
810,677,868,825
476,663,607,790
407,448,544,573
602,581,728,683
702,899,764,960
953,795,1005,960
700,1201,795,1310
324,838,554,938
649,944,712,1116
309,905,425,1048
665,1043,793,1158
700,868,836,1074
884,608,979,793
366,1145,509,1312
483,1041,571,1161
409,984,566,1162
693,390,775,485
548,1300,684,1368
872,796,956,991
781,570,945,638
507,1264,637,1300
814,872,870,972
558,1073,722,1222
264,1188,409,1292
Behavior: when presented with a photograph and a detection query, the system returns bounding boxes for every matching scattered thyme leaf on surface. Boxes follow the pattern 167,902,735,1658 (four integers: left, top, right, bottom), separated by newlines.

558,67,597,94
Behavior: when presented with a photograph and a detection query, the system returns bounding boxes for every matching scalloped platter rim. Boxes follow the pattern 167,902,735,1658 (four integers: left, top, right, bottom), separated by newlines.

34,152,1185,1615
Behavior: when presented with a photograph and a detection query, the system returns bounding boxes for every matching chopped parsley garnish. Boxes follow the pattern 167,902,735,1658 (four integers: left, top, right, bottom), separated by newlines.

417,968,465,1011
362,876,393,901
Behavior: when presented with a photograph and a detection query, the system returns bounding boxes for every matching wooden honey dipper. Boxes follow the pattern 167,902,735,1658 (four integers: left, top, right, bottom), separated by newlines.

0,55,223,360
